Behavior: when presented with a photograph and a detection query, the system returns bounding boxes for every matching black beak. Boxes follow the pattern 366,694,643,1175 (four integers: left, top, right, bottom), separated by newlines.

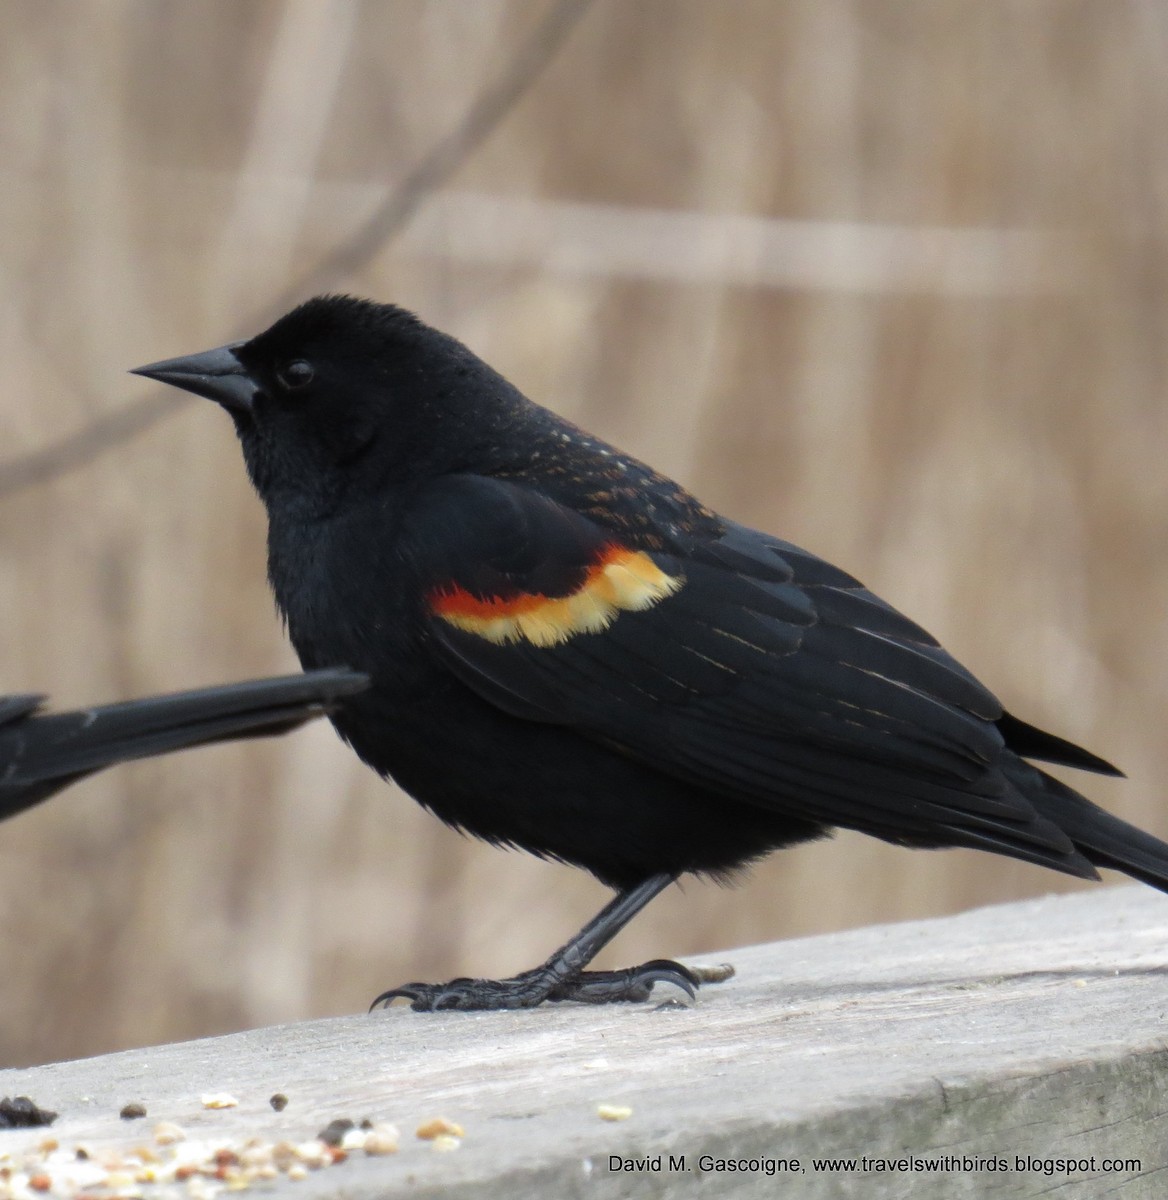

131,342,257,415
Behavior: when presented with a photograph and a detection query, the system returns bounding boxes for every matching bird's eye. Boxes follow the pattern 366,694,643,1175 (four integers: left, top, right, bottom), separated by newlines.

278,359,314,390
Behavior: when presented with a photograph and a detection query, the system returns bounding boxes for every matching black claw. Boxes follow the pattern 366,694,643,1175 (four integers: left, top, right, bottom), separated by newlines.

369,982,427,1011
371,971,553,1012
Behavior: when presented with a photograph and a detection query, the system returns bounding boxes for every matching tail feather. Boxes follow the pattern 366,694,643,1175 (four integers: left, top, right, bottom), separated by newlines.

1027,766,1168,893
997,711,1123,777
0,669,367,821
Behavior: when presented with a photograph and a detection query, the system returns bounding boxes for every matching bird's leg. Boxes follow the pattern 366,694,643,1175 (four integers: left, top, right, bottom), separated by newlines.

372,872,731,1012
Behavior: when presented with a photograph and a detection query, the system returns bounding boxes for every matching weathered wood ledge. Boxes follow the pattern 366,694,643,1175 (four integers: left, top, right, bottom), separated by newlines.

4,886,1168,1198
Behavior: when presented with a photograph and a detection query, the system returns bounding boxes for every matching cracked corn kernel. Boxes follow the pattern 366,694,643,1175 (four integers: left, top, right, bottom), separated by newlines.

415,1117,463,1140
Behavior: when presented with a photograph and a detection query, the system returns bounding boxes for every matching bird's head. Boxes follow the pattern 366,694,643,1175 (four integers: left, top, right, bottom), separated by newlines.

132,295,529,517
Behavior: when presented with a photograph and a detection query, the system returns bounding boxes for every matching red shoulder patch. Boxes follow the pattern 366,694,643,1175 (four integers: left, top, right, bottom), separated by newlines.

430,546,682,647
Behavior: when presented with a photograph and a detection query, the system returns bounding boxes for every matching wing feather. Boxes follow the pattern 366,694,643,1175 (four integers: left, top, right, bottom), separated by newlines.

407,476,1074,861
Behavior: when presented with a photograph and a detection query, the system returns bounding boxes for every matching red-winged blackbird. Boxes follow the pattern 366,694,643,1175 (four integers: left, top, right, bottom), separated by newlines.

134,295,1166,1012
1,670,366,822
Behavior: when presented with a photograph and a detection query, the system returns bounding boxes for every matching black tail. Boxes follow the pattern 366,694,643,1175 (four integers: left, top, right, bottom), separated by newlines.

0,669,368,821
1026,766,1168,893
997,710,1124,777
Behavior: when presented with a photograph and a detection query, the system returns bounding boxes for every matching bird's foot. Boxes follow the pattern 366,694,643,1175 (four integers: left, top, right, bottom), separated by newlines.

371,968,558,1012
372,958,733,1013
547,959,700,1004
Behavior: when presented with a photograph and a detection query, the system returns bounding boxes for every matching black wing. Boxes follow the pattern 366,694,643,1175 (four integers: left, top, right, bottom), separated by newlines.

405,476,1098,877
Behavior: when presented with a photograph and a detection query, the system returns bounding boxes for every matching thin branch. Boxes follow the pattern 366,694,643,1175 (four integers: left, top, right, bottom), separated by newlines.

0,393,191,498
0,0,594,499
276,0,595,307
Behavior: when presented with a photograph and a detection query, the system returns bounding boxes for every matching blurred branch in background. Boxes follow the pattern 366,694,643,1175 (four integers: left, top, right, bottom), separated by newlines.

14,171,1071,498
383,191,1086,296
0,0,594,500
0,387,189,500
286,0,595,298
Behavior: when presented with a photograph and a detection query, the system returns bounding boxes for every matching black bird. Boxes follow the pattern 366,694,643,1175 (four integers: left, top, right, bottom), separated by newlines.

134,296,1166,1011
1,670,367,822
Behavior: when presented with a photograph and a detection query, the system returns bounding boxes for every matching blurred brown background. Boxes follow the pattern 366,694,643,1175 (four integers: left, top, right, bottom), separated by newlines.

0,0,1165,1069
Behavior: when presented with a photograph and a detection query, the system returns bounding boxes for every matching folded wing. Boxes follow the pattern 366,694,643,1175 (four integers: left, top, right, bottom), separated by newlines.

410,476,1097,878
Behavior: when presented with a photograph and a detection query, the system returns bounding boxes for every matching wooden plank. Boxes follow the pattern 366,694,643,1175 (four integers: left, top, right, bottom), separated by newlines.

2,886,1167,1198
